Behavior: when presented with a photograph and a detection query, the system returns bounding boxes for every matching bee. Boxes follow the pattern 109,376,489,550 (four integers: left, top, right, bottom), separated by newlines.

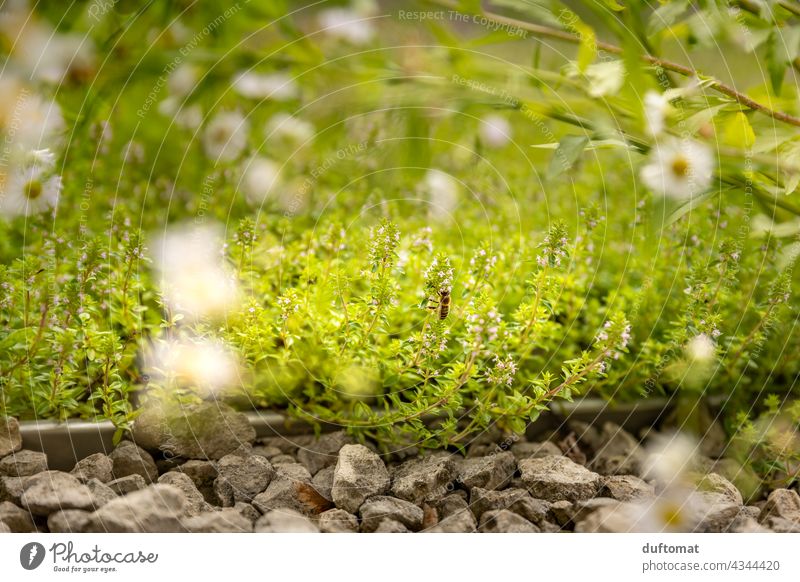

427,288,451,320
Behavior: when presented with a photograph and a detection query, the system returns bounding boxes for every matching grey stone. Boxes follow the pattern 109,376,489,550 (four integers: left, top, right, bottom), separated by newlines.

275,463,312,482
109,442,158,483
573,503,639,533
426,497,476,532
132,402,256,460
479,509,539,532
374,518,410,532
71,453,114,483
158,472,211,516
519,455,601,502
511,441,562,460
47,510,91,533
759,489,800,523
694,504,751,533
332,444,390,513
252,446,283,459
765,516,800,532
0,449,48,477
270,455,297,465
254,508,319,532
256,436,307,456
457,451,515,491
85,479,117,507
251,477,331,516
570,498,621,524
214,453,274,504
0,476,24,504
600,475,655,501
694,473,743,506
391,454,457,505
469,487,548,523
174,460,218,504
0,417,22,457
181,509,252,533
297,432,350,475
0,501,35,532
107,475,147,496
318,508,359,533
548,500,573,526
360,496,424,532
0,521,9,533
20,471,98,516
85,484,186,532
312,466,334,502
727,516,771,533
589,422,645,476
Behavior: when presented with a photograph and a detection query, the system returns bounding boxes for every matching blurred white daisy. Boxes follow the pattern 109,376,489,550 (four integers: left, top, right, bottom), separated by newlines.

423,169,459,221
686,333,716,364
479,114,512,148
151,224,240,318
240,157,282,206
0,164,62,218
644,91,670,136
168,64,199,97
640,138,713,200
145,337,239,395
10,93,65,150
317,7,375,44
232,71,298,101
202,110,249,162
265,113,315,144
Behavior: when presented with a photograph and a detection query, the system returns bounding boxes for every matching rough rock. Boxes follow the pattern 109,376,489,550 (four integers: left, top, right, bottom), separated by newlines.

570,498,620,524
0,476,24,504
107,475,147,496
548,500,574,526
0,417,22,457
85,484,186,533
390,454,457,505
0,521,9,533
254,508,319,532
174,460,218,504
252,477,331,516
0,501,35,532
573,503,640,533
519,455,602,502
694,504,752,533
312,466,334,502
332,444,390,513
20,471,98,516
600,475,655,501
374,519,410,532
0,449,48,477
759,489,800,524
318,508,359,533
181,509,252,533
234,502,261,524
479,509,539,533
360,496,424,532
765,517,800,532
71,453,114,483
109,442,158,483
511,441,562,460
589,422,646,476
297,432,350,475
694,473,743,506
275,463,312,482
214,453,274,504
47,510,91,533
132,402,256,460
457,451,515,491
469,487,548,523
158,472,211,516
85,479,117,507
727,516,771,533
252,445,283,459
270,455,297,465
426,496,477,532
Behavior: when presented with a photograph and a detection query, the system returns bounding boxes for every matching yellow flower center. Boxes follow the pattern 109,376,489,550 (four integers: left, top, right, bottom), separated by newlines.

24,179,43,200
671,156,690,178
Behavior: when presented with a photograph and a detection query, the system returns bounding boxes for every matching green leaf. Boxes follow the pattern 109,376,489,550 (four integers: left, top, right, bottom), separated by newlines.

547,135,589,179
722,111,756,149
647,0,688,36
765,27,800,95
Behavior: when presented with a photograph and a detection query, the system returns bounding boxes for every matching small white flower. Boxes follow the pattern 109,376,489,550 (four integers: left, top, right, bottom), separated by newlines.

145,337,239,394
644,91,670,136
686,333,715,363
240,157,281,205
168,64,199,97
0,164,61,218
265,113,315,143
203,110,249,162
232,71,298,101
318,7,375,44
640,138,713,200
479,114,512,148
9,93,66,149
